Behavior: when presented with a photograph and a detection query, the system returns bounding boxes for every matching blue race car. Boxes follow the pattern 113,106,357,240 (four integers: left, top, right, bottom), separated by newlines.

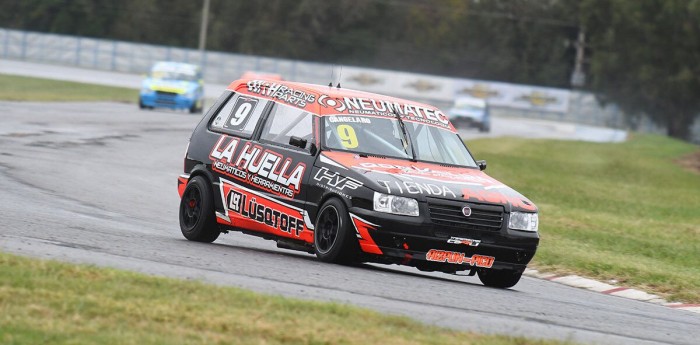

139,61,204,114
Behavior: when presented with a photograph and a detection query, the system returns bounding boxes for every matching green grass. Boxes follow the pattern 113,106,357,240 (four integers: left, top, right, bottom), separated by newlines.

0,253,569,345
468,134,700,302
0,73,136,103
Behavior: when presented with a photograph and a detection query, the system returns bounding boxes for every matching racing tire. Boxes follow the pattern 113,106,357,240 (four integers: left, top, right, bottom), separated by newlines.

179,176,220,243
479,124,489,133
313,198,358,264
138,98,145,109
189,102,201,114
477,268,523,288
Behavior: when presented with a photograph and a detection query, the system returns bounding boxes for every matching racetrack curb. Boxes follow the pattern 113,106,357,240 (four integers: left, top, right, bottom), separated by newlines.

523,269,700,315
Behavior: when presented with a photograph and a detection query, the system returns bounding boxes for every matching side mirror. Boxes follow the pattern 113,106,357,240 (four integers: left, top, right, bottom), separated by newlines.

477,160,487,171
309,143,318,155
289,136,307,149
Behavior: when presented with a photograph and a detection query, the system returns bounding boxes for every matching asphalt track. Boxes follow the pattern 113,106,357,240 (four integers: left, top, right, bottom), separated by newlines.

0,101,697,344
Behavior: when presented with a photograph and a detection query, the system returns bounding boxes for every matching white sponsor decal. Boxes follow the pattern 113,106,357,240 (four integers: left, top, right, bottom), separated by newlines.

447,237,481,247
356,162,493,186
246,80,316,108
317,94,450,129
314,167,363,191
378,180,456,198
211,136,306,198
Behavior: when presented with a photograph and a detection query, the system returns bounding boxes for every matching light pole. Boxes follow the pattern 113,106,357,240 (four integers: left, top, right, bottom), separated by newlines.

570,26,586,88
198,0,211,63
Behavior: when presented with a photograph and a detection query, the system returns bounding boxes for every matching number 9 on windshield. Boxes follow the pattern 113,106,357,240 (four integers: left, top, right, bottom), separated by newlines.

337,125,358,149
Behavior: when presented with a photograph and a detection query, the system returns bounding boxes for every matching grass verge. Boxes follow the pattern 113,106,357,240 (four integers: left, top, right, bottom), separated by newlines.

0,253,569,345
468,134,700,303
0,73,136,103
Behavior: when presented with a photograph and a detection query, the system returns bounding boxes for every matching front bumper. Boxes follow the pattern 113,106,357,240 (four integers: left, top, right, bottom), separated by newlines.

141,91,197,110
348,202,538,272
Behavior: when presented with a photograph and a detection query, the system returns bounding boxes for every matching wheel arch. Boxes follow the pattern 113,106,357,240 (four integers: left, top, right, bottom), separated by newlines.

187,164,215,184
185,164,222,212
313,192,351,224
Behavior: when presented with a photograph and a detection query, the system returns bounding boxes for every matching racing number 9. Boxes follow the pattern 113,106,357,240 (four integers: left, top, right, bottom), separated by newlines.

337,125,358,149
230,102,252,126
223,97,258,131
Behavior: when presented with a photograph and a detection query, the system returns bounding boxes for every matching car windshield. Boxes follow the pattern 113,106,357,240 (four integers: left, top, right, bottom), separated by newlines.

454,99,485,111
151,71,198,81
323,115,477,167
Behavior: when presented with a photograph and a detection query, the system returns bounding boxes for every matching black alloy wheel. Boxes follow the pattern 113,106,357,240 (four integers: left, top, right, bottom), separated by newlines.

179,176,220,242
316,205,339,254
314,198,358,264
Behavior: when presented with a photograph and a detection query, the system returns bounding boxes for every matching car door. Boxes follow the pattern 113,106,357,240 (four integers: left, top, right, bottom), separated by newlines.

206,95,317,243
250,102,318,244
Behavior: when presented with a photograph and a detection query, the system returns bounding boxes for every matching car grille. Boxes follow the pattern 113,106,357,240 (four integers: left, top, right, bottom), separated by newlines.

427,199,504,232
155,91,178,105
156,91,178,96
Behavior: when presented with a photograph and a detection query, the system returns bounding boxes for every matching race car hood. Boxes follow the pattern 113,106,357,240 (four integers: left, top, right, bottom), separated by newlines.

319,151,537,213
143,78,197,94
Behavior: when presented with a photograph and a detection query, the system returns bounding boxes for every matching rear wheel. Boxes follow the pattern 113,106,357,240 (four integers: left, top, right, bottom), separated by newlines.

179,176,220,242
477,268,523,288
314,198,357,264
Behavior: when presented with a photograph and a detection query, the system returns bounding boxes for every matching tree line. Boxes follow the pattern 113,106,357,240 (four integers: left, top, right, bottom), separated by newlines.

1,0,698,139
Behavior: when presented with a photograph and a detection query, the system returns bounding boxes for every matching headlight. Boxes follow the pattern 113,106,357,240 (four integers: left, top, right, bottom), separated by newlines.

508,212,538,232
141,86,153,94
373,192,419,217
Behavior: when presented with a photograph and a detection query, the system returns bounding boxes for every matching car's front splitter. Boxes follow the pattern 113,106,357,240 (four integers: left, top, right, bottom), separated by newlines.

140,92,197,110
348,209,538,272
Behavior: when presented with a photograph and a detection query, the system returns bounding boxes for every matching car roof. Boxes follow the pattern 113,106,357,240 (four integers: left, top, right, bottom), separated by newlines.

227,78,455,132
454,96,486,107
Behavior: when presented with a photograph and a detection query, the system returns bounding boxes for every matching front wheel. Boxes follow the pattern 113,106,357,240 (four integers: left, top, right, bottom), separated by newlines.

477,268,523,288
189,100,202,114
179,176,220,242
314,198,358,264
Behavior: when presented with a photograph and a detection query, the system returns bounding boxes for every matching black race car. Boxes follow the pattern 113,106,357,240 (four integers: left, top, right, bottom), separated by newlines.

178,79,539,288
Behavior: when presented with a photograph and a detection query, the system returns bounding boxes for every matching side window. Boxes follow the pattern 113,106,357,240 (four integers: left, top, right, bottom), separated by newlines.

210,94,267,138
260,103,313,150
